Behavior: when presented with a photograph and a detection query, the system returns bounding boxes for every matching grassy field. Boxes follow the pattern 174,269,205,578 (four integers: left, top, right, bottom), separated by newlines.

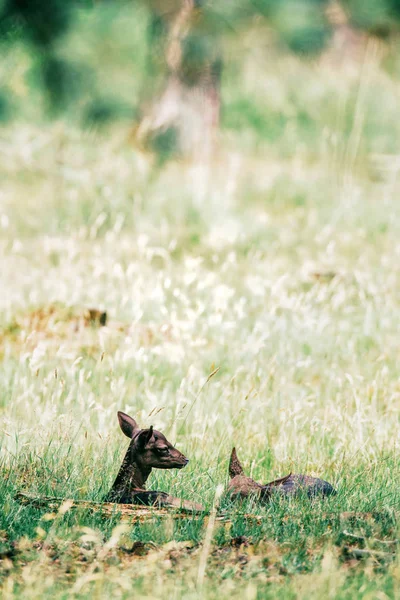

0,22,400,599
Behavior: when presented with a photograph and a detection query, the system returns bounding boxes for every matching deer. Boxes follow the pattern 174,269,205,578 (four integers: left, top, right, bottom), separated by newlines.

227,448,336,501
104,411,204,513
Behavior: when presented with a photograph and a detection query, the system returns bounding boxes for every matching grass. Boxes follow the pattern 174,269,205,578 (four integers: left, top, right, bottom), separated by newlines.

0,15,400,599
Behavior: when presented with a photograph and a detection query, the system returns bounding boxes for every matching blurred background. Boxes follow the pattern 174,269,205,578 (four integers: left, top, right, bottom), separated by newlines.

1,0,400,161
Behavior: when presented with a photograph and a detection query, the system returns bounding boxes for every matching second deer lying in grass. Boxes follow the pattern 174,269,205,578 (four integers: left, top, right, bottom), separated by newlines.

104,411,204,513
228,448,336,501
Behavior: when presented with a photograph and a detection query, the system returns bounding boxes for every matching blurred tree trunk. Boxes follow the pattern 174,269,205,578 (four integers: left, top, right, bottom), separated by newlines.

135,0,221,161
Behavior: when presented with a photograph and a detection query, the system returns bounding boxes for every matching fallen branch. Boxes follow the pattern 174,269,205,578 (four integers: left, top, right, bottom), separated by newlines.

342,546,394,561
14,493,206,522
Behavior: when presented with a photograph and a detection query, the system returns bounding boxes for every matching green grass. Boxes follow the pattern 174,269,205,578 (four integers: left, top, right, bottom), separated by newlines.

0,20,400,599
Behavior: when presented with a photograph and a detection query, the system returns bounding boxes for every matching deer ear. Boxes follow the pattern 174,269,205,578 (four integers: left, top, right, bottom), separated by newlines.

265,473,292,488
136,425,154,448
117,411,139,438
229,447,245,478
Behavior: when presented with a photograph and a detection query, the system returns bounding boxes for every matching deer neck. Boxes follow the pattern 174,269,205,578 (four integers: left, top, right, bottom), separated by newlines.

109,448,152,497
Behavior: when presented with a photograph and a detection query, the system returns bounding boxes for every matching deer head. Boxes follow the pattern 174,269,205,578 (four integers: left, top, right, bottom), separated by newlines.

105,411,189,502
117,411,189,471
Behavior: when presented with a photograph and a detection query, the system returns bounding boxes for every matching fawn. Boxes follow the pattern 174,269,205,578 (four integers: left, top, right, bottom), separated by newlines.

104,411,204,512
228,448,336,501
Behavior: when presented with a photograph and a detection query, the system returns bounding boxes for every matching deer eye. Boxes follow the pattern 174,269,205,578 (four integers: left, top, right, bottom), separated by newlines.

157,447,169,456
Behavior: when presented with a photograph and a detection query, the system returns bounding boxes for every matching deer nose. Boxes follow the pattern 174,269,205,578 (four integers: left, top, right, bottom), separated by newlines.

184,458,189,465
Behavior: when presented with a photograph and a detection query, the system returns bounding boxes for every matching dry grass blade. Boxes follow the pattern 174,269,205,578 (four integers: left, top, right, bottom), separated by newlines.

182,366,221,425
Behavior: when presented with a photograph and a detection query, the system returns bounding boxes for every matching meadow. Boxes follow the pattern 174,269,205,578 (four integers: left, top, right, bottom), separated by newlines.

0,13,399,598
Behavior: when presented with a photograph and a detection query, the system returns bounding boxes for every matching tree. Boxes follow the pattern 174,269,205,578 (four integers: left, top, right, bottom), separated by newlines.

134,0,333,160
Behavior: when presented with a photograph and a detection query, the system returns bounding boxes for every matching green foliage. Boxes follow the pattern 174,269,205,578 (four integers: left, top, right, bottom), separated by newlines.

1,0,71,47
344,0,393,34
0,0,77,113
272,1,332,54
